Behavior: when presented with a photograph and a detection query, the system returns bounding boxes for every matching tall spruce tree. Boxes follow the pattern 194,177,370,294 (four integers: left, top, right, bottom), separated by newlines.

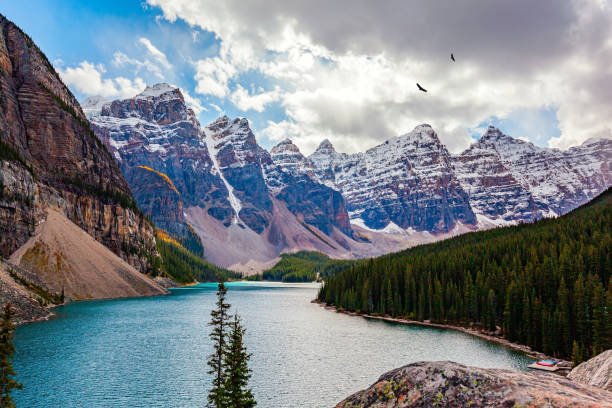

224,314,256,408
207,282,232,408
0,303,22,408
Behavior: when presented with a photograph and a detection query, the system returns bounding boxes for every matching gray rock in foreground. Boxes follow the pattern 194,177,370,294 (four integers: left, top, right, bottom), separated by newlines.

569,349,612,392
336,361,612,407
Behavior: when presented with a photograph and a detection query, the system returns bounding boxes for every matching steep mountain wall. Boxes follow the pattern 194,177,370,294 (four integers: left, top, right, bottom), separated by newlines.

0,14,156,272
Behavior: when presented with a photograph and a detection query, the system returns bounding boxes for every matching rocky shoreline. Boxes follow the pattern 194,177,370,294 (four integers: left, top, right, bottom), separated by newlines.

313,300,570,369
336,360,612,407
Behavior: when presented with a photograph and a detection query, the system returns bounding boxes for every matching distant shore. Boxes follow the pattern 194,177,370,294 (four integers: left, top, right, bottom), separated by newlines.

313,300,571,371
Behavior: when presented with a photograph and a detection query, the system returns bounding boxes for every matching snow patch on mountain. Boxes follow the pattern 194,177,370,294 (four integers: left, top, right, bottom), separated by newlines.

203,127,243,223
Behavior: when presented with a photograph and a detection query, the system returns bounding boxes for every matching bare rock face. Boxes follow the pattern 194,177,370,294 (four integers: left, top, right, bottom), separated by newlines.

267,138,353,237
127,166,187,237
0,14,156,272
568,349,612,392
337,361,612,408
308,125,477,233
0,259,52,324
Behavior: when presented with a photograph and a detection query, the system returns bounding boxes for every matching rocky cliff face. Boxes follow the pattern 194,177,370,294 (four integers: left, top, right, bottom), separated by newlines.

128,165,187,237
307,125,477,233
568,349,612,392
0,14,155,272
337,361,612,407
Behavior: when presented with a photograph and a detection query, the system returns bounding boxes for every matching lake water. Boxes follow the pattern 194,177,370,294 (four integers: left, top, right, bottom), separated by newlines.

14,282,531,407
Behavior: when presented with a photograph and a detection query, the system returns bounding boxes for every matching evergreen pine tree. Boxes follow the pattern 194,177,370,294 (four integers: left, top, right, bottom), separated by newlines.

487,289,497,332
0,303,22,408
571,340,583,366
224,314,256,408
207,282,232,408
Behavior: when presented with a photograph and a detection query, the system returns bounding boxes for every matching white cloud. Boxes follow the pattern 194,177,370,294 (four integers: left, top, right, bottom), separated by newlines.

138,37,172,69
112,37,172,79
193,57,236,98
57,61,146,98
112,51,164,78
148,0,612,152
229,85,282,112
210,103,223,113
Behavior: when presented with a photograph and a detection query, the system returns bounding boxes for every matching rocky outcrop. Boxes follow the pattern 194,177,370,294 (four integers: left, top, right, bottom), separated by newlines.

0,259,53,324
0,14,155,272
568,349,612,392
337,361,612,407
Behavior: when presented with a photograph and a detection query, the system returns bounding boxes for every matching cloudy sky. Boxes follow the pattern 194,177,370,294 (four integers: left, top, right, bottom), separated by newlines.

3,0,611,154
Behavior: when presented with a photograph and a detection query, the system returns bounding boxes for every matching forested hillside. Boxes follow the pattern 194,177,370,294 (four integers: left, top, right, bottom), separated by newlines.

318,188,612,361
257,251,356,282
155,230,237,283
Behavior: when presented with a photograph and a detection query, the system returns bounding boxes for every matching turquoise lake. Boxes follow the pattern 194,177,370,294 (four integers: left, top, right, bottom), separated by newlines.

14,282,532,407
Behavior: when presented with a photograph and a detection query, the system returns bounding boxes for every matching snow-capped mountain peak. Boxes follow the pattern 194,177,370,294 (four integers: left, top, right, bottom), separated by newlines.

316,138,335,152
135,83,180,99
270,138,299,154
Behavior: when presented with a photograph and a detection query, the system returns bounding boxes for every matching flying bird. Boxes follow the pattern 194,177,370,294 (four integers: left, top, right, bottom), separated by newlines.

451,53,455,62
416,83,427,92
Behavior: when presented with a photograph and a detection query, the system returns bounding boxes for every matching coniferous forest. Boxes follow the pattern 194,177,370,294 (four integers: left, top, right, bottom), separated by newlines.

318,188,612,361
258,251,356,282
155,231,238,284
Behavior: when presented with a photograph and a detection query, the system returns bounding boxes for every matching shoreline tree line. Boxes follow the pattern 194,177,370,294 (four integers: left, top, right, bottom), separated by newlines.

318,188,612,362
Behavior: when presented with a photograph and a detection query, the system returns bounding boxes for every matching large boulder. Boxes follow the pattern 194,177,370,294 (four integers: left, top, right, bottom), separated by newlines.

336,361,612,407
568,349,612,392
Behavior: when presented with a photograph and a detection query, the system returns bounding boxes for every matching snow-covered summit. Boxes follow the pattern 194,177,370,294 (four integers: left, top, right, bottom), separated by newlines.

81,95,111,118
315,139,336,153
582,136,611,146
135,83,179,99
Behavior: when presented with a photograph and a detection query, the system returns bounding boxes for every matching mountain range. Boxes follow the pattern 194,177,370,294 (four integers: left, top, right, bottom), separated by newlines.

86,83,611,272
